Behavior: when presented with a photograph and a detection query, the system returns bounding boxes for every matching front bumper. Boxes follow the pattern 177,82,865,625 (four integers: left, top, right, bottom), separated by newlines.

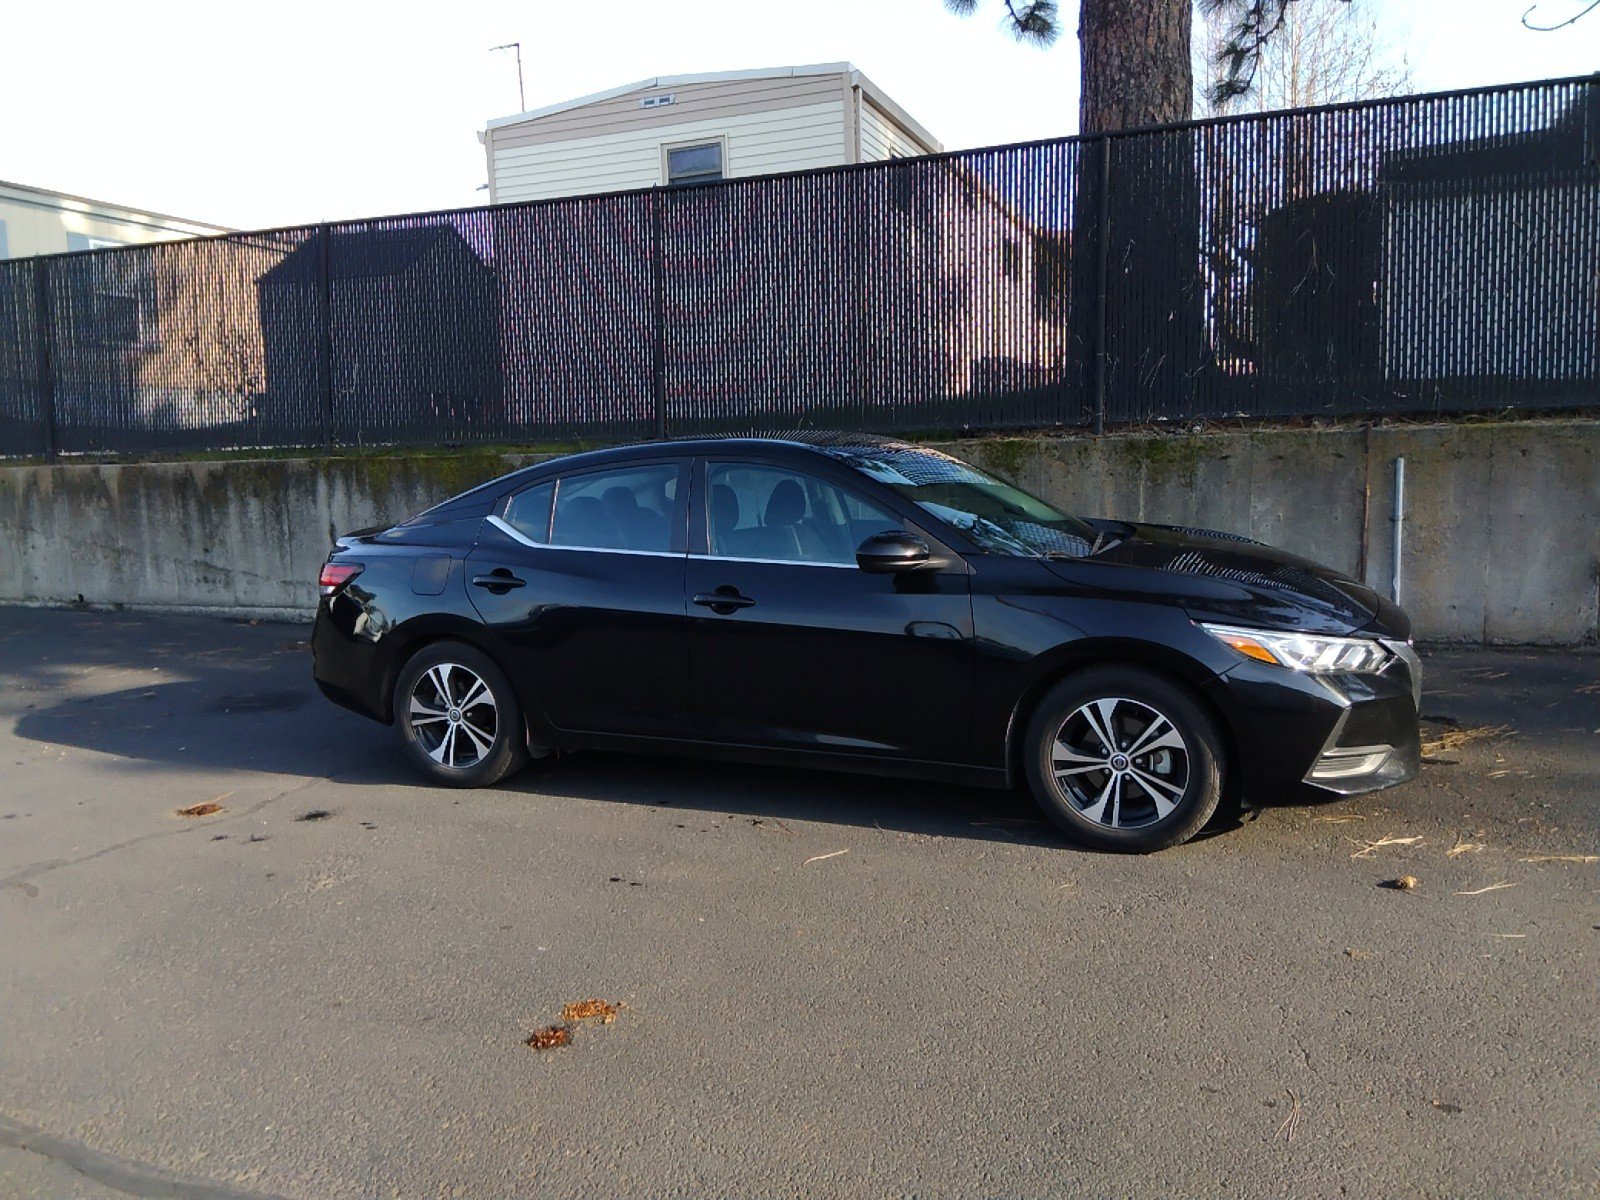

1301,639,1422,794
1202,642,1422,801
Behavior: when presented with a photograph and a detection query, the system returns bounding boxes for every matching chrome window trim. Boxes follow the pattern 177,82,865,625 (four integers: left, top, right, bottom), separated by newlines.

688,552,857,570
484,515,683,559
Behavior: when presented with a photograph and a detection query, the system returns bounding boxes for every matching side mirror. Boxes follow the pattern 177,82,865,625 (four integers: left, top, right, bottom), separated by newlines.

856,530,932,574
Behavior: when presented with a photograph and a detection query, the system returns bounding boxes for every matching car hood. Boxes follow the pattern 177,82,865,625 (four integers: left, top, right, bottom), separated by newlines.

1042,522,1409,639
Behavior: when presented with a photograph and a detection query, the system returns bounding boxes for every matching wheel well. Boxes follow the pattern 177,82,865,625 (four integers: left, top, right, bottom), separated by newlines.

1004,655,1242,799
378,627,554,757
376,626,497,723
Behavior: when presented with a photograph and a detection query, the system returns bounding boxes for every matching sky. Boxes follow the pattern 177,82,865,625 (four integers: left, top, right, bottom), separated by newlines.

2,0,1596,231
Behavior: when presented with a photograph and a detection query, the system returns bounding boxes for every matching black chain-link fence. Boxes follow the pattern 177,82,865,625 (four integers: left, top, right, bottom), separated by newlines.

1,75,1596,458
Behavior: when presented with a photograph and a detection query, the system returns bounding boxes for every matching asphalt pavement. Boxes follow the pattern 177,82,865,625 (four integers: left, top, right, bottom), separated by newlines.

0,606,1596,1199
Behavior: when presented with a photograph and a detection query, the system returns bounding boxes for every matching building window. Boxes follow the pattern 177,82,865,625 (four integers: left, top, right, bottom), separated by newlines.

66,233,128,252
665,141,724,187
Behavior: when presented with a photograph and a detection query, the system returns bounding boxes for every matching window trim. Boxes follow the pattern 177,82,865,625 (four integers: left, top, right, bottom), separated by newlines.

661,136,727,188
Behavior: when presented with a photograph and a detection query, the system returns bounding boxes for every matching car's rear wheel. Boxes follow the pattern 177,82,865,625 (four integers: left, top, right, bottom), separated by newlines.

1024,666,1226,853
394,641,527,788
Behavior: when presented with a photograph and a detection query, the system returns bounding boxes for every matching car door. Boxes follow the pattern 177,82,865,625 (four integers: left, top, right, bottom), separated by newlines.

683,456,975,765
466,458,690,738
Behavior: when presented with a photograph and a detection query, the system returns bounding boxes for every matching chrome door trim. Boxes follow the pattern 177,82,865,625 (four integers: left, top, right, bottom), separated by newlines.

483,516,685,559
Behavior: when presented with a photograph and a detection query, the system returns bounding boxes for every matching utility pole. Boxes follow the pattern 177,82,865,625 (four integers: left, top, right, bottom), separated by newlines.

490,42,525,112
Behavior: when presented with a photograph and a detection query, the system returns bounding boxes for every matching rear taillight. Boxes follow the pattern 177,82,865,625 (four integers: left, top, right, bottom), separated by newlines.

319,562,363,597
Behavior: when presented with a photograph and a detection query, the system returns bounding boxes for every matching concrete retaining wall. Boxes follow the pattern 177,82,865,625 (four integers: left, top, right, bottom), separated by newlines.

1,421,1596,643
938,421,1600,645
0,450,552,621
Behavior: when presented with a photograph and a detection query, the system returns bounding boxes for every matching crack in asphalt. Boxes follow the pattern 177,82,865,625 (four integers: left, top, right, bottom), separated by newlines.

0,1113,298,1200
0,763,391,893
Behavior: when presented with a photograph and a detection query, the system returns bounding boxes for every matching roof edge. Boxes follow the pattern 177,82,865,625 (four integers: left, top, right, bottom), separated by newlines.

484,61,857,131
0,179,231,233
849,69,944,154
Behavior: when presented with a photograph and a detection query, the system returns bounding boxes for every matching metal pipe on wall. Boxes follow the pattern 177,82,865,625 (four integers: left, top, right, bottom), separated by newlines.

1391,456,1406,605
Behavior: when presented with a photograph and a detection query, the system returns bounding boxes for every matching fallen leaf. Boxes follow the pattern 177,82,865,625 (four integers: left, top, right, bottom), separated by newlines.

526,1026,570,1051
1446,838,1486,858
562,999,622,1024
176,794,231,818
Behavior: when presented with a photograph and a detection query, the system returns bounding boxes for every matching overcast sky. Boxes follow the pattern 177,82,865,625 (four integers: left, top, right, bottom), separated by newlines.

3,0,1596,230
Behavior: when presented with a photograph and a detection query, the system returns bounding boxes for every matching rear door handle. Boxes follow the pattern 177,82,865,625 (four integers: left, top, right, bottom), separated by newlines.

693,589,755,613
472,570,526,592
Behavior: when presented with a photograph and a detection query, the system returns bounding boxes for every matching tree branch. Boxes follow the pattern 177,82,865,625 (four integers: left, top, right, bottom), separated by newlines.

1521,0,1600,31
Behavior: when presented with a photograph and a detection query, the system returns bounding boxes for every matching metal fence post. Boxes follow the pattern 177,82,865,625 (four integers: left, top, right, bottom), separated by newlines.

317,226,334,450
30,258,59,459
650,189,668,441
1092,135,1112,438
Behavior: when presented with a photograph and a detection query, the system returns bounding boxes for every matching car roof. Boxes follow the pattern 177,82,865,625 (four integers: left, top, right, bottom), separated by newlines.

406,432,936,524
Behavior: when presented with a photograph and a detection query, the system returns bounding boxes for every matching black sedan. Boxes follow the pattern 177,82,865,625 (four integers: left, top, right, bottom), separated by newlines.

312,433,1420,852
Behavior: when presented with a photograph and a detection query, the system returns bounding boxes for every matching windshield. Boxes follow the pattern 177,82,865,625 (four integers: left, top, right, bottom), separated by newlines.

824,445,1097,558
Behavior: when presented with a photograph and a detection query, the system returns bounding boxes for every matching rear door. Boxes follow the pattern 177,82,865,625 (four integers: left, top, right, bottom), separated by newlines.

466,458,690,738
683,456,975,765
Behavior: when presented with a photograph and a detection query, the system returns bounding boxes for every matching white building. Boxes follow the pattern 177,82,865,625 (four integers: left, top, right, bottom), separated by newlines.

0,179,227,260
481,63,942,203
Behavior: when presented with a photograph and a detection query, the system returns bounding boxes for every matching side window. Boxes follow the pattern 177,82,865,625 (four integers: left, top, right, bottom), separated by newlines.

706,462,900,565
550,464,681,553
501,481,553,543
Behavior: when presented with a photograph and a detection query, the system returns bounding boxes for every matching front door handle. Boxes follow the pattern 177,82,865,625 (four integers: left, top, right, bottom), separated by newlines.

693,588,755,614
472,570,526,593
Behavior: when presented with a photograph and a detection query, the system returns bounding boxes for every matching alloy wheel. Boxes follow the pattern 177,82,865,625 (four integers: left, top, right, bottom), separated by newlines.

407,663,499,769
1050,697,1191,830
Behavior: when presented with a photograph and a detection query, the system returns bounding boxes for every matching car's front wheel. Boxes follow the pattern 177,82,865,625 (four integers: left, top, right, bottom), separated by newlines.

394,641,527,788
1024,666,1226,853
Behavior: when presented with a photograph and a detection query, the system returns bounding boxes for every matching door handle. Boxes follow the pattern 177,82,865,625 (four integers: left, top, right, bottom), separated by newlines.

472,570,526,592
693,588,755,614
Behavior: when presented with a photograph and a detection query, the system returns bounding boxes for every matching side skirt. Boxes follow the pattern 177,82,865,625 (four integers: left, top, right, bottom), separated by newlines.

553,730,1010,790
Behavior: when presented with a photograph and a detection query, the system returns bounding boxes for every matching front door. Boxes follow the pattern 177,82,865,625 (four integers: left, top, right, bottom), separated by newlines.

684,458,975,765
466,459,690,738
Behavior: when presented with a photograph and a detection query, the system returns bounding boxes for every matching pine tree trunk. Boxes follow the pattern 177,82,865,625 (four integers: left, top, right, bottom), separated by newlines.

1079,0,1193,133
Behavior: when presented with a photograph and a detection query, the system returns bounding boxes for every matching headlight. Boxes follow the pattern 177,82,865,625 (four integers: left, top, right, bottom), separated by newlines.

1199,622,1392,674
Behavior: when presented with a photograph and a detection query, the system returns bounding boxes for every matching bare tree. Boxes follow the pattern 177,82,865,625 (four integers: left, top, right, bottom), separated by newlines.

1194,0,1412,116
946,0,1347,133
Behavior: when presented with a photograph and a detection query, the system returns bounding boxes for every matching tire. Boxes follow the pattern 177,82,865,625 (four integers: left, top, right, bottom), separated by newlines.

393,641,528,788
1023,666,1226,853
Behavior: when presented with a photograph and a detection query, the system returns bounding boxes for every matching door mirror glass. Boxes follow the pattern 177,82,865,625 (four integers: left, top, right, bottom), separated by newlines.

856,530,931,574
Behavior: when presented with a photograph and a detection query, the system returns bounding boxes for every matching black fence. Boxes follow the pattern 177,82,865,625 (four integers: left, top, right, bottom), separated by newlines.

2,75,1596,458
